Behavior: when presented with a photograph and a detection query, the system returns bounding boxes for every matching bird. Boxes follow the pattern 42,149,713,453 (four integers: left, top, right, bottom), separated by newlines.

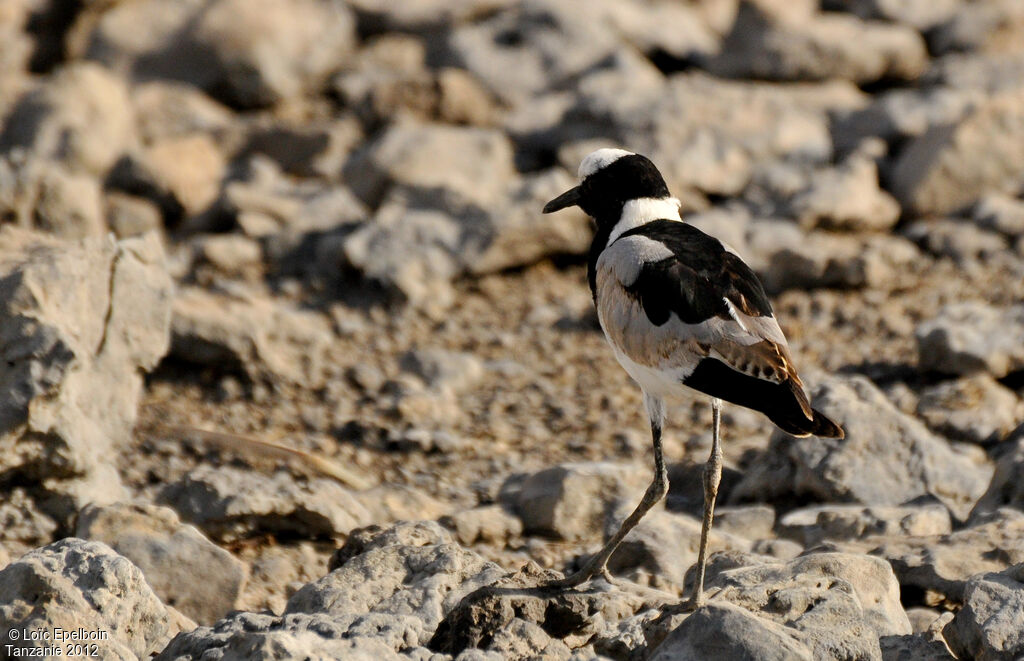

541,148,844,607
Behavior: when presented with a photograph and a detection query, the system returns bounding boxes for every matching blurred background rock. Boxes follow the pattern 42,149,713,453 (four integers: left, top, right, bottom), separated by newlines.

1,0,1023,659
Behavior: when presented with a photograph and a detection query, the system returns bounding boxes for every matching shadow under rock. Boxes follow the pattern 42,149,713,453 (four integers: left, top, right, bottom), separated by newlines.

427,562,674,657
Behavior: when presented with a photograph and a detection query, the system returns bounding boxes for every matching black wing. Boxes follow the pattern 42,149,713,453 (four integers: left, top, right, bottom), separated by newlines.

619,220,774,326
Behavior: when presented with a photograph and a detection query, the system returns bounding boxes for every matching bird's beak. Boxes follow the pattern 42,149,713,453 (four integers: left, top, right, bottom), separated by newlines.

542,186,581,213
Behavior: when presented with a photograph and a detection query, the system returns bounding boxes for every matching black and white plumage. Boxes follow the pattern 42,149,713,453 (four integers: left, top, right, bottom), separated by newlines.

542,148,843,604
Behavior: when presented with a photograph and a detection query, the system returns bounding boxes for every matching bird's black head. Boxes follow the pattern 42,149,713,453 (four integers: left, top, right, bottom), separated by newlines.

543,149,671,226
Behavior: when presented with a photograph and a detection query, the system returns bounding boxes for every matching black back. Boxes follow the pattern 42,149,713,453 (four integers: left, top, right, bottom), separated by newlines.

616,220,774,325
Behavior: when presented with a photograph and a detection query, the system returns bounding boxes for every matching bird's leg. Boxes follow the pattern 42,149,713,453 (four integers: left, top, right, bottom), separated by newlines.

690,397,723,608
544,392,669,589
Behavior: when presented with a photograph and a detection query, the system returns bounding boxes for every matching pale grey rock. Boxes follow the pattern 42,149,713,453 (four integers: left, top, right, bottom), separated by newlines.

707,1,928,83
506,57,657,171
927,51,1024,93
0,488,59,547
713,505,776,541
400,349,485,394
158,464,371,541
0,538,186,660
759,232,920,293
927,0,1024,55
170,286,334,386
191,0,357,107
106,192,164,239
446,0,619,104
342,167,588,310
731,374,992,520
131,81,237,144
484,618,571,660
626,74,858,198
0,0,32,120
788,152,900,232
601,0,719,61
345,121,515,209
289,522,506,648
916,375,1023,444
916,303,1024,377
890,88,1024,217
648,601,813,661
354,484,449,525
431,560,667,657
243,116,363,179
136,134,227,219
76,502,246,625
779,504,952,546
346,0,515,33
970,439,1024,521
32,165,107,238
823,0,961,31
972,193,1024,238
0,62,135,175
0,228,172,521
341,192,479,310
862,509,1024,602
195,234,263,274
467,168,592,275
440,505,524,546
235,542,326,615
648,552,909,660
512,462,649,540
943,563,1024,661
155,611,405,661
0,154,106,238
78,0,214,86
607,509,751,592
832,87,980,154
904,608,943,634
334,38,499,129
902,219,1009,263
880,631,956,661
226,156,367,240
709,553,911,640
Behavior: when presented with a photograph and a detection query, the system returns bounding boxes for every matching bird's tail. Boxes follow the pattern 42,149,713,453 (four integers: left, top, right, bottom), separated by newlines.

771,408,845,439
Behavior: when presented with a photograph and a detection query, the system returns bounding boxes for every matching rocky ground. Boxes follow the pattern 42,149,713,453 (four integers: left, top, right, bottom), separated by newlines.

1,0,1024,659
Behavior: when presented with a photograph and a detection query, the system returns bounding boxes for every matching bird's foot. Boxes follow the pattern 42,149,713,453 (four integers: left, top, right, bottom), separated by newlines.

539,559,619,591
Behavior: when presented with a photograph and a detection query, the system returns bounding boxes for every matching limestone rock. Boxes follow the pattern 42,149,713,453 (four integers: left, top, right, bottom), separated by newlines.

512,462,650,540
916,375,1023,444
193,0,357,108
890,88,1024,217
0,62,135,175
970,439,1024,521
607,509,752,591
446,0,618,104
76,502,247,625
863,509,1024,602
943,563,1024,661
158,464,371,541
916,303,1024,378
0,539,186,660
779,503,952,546
732,374,992,520
345,121,516,209
170,286,334,385
788,152,900,232
648,601,813,660
707,1,928,83
0,228,172,523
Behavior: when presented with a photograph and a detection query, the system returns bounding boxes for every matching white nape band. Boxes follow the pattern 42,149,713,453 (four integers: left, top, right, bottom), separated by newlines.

607,197,682,246
579,148,635,179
